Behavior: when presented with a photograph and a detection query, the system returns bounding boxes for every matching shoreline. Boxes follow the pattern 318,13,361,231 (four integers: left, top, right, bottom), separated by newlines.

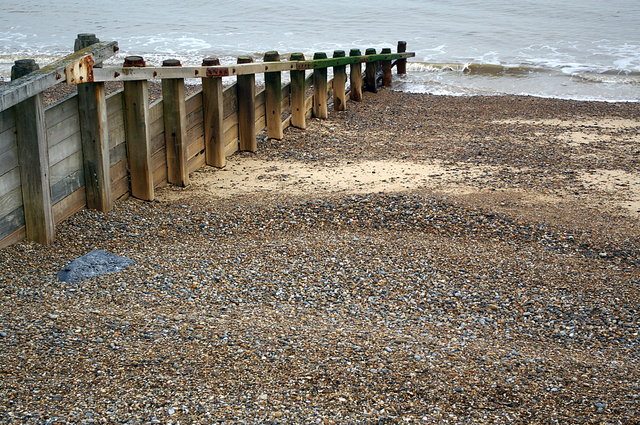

0,89,638,423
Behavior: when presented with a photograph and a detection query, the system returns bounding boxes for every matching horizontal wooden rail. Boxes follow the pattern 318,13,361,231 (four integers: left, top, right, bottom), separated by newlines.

0,41,118,112
65,52,415,84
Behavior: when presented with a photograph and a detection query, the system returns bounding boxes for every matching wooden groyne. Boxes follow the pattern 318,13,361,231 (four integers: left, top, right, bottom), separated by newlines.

0,34,414,247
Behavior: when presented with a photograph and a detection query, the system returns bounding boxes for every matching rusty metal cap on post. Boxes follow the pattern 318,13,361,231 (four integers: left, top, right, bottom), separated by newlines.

349,49,361,57
162,59,182,67
237,56,253,64
123,56,146,67
202,57,220,66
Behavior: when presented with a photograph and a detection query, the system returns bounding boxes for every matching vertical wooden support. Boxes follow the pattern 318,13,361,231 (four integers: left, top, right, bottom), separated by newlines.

74,33,112,212
289,53,306,129
332,50,347,111
11,59,54,244
364,48,378,93
123,56,154,200
312,52,328,119
381,47,393,87
263,51,283,140
349,49,363,102
237,57,256,152
201,57,225,168
161,59,189,186
397,41,407,75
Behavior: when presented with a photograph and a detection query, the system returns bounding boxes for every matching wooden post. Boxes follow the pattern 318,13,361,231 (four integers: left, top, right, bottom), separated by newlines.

74,33,112,212
312,52,328,119
11,59,54,244
364,48,378,93
397,41,407,75
161,59,189,186
237,56,256,152
263,51,283,140
332,50,347,111
381,47,393,87
289,53,306,129
201,57,225,168
349,49,363,102
123,56,154,200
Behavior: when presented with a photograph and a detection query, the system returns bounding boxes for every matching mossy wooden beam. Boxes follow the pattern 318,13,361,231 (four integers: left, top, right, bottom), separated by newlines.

264,51,283,140
332,50,347,111
289,53,306,129
201,57,225,168
312,52,328,119
237,57,256,152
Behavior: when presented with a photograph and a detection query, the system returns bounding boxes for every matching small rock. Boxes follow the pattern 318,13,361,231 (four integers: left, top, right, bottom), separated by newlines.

57,250,135,283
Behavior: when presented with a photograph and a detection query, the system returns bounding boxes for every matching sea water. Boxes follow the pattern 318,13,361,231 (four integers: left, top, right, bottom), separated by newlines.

1,0,639,101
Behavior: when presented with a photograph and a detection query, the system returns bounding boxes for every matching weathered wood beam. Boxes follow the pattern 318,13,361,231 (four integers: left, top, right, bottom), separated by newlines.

122,56,154,200
0,41,118,112
161,59,189,186
11,60,55,244
332,50,347,111
201,57,225,168
381,47,393,87
364,48,378,93
264,51,283,140
70,52,416,83
349,49,363,102
74,33,112,212
237,57,256,152
397,41,407,74
289,53,306,129
312,53,328,119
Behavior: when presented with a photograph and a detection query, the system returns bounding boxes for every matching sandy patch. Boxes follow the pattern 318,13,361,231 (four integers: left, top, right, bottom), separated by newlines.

495,118,639,129
579,169,640,216
157,158,499,202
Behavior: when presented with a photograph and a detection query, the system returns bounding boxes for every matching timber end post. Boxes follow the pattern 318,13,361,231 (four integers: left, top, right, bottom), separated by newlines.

237,56,256,152
202,57,225,167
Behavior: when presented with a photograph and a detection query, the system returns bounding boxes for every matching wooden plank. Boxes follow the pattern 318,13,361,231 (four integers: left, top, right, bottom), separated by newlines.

0,206,24,242
237,58,256,152
109,143,127,167
106,89,124,114
51,168,84,204
305,94,314,119
0,225,25,249
110,175,129,202
14,90,55,244
149,100,163,122
188,136,205,159
202,76,225,167
52,187,86,224
0,41,119,112
110,160,128,184
152,148,168,188
186,107,204,131
0,187,22,216
162,75,189,186
0,145,18,177
0,167,20,198
224,123,239,146
50,150,82,186
46,113,80,147
124,79,154,200
255,116,266,133
223,113,239,134
48,132,82,167
108,119,126,150
44,96,78,128
151,132,166,156
187,151,205,173
0,126,16,153
0,108,15,133
186,91,203,115
289,53,307,129
223,85,238,119
77,79,112,211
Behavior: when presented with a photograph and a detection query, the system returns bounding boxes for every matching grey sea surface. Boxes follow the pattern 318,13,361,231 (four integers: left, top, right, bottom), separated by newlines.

1,0,638,100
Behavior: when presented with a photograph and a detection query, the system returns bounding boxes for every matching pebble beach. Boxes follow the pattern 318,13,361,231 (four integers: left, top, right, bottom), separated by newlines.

0,89,639,424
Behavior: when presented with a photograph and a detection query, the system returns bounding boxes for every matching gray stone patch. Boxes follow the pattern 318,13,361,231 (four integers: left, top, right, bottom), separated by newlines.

57,250,135,283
